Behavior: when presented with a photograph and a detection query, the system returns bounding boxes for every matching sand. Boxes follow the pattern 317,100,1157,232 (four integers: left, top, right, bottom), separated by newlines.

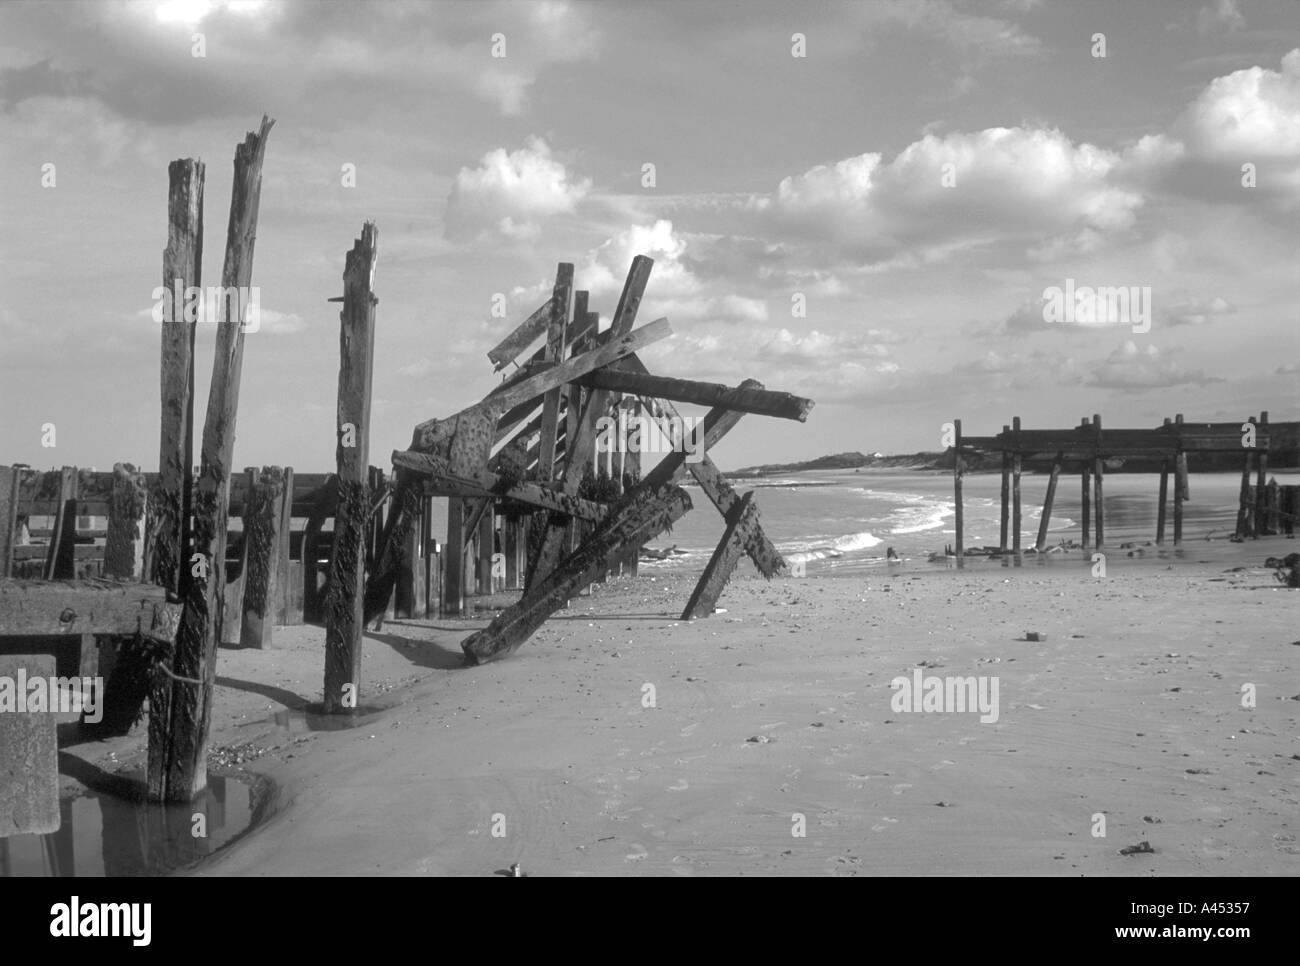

63,542,1300,876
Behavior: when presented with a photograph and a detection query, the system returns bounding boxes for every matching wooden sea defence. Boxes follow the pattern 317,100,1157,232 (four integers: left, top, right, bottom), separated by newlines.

947,411,1300,556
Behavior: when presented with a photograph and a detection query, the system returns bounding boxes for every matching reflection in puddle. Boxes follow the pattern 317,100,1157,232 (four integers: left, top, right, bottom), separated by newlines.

0,774,265,877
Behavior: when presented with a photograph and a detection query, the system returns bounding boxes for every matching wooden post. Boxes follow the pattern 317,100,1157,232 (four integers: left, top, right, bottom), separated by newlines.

952,419,963,561
239,465,285,649
395,503,420,618
104,462,147,581
0,465,19,578
476,501,495,595
503,515,521,590
1080,418,1091,549
1265,477,1279,534
1011,417,1022,552
1156,459,1169,545
43,466,78,580
537,264,573,485
324,221,378,715
1256,411,1269,536
443,498,466,615
999,425,1010,551
1091,414,1104,548
275,467,296,625
152,157,204,595
149,117,273,803
1174,415,1186,547
1035,455,1061,552
1235,416,1255,540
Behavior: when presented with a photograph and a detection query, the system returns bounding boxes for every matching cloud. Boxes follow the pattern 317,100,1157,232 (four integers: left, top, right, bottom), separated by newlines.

444,138,591,241
1089,341,1222,390
1165,296,1235,326
744,126,1146,264
1195,0,1244,36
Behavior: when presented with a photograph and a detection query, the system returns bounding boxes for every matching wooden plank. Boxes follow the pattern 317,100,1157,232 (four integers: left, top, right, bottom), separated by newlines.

149,115,274,804
103,462,147,581
151,157,204,595
0,466,19,578
324,222,378,713
462,482,693,665
43,466,78,580
239,466,285,649
275,467,297,625
0,654,60,836
0,578,181,639
574,369,814,422
487,297,553,371
682,491,758,619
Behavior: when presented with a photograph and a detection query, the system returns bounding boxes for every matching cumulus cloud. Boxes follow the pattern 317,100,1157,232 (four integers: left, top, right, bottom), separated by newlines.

1090,341,1222,390
1195,0,1245,35
744,126,1146,264
444,138,591,241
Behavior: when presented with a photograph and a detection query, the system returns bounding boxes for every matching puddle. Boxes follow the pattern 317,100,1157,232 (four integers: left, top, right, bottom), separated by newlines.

247,703,396,737
0,773,271,877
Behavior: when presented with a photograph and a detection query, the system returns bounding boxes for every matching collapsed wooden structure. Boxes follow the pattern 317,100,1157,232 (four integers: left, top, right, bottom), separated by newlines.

949,412,1300,556
359,257,814,666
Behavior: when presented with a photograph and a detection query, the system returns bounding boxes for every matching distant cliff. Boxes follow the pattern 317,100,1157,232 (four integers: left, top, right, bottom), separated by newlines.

731,451,948,477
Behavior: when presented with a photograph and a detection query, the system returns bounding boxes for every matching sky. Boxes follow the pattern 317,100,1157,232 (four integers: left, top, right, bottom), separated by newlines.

1,0,1297,474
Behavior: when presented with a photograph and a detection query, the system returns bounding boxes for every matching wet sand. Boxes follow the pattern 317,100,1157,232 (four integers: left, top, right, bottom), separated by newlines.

64,540,1300,876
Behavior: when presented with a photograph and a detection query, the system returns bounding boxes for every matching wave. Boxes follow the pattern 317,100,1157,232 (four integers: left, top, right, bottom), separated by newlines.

784,529,883,564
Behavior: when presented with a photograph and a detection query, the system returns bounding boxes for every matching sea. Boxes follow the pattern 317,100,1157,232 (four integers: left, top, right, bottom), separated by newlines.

639,468,1300,577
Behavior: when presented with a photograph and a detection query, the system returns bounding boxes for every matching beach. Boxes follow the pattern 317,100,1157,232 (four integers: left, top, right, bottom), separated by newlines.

45,540,1300,877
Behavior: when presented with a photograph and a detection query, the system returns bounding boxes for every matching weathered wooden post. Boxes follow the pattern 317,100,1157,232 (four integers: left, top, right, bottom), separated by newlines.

952,418,964,562
443,498,466,615
1173,414,1186,547
476,501,495,594
1035,453,1062,552
103,462,147,580
1256,411,1270,536
149,116,274,803
1156,459,1169,545
682,491,758,619
1092,413,1104,548
275,467,296,625
324,221,378,714
999,425,1010,551
1080,417,1091,549
1235,416,1255,540
239,465,286,649
151,157,204,595
1011,417,1022,552
0,465,19,578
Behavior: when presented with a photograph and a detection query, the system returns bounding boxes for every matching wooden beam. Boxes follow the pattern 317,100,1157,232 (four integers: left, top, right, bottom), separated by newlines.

443,497,466,616
391,451,607,520
104,462,147,581
275,466,296,625
461,483,693,665
486,297,552,371
324,222,378,713
573,369,814,422
149,115,273,804
239,465,285,649
1034,455,1062,552
0,579,180,640
1174,415,1187,546
682,491,758,619
152,157,204,595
